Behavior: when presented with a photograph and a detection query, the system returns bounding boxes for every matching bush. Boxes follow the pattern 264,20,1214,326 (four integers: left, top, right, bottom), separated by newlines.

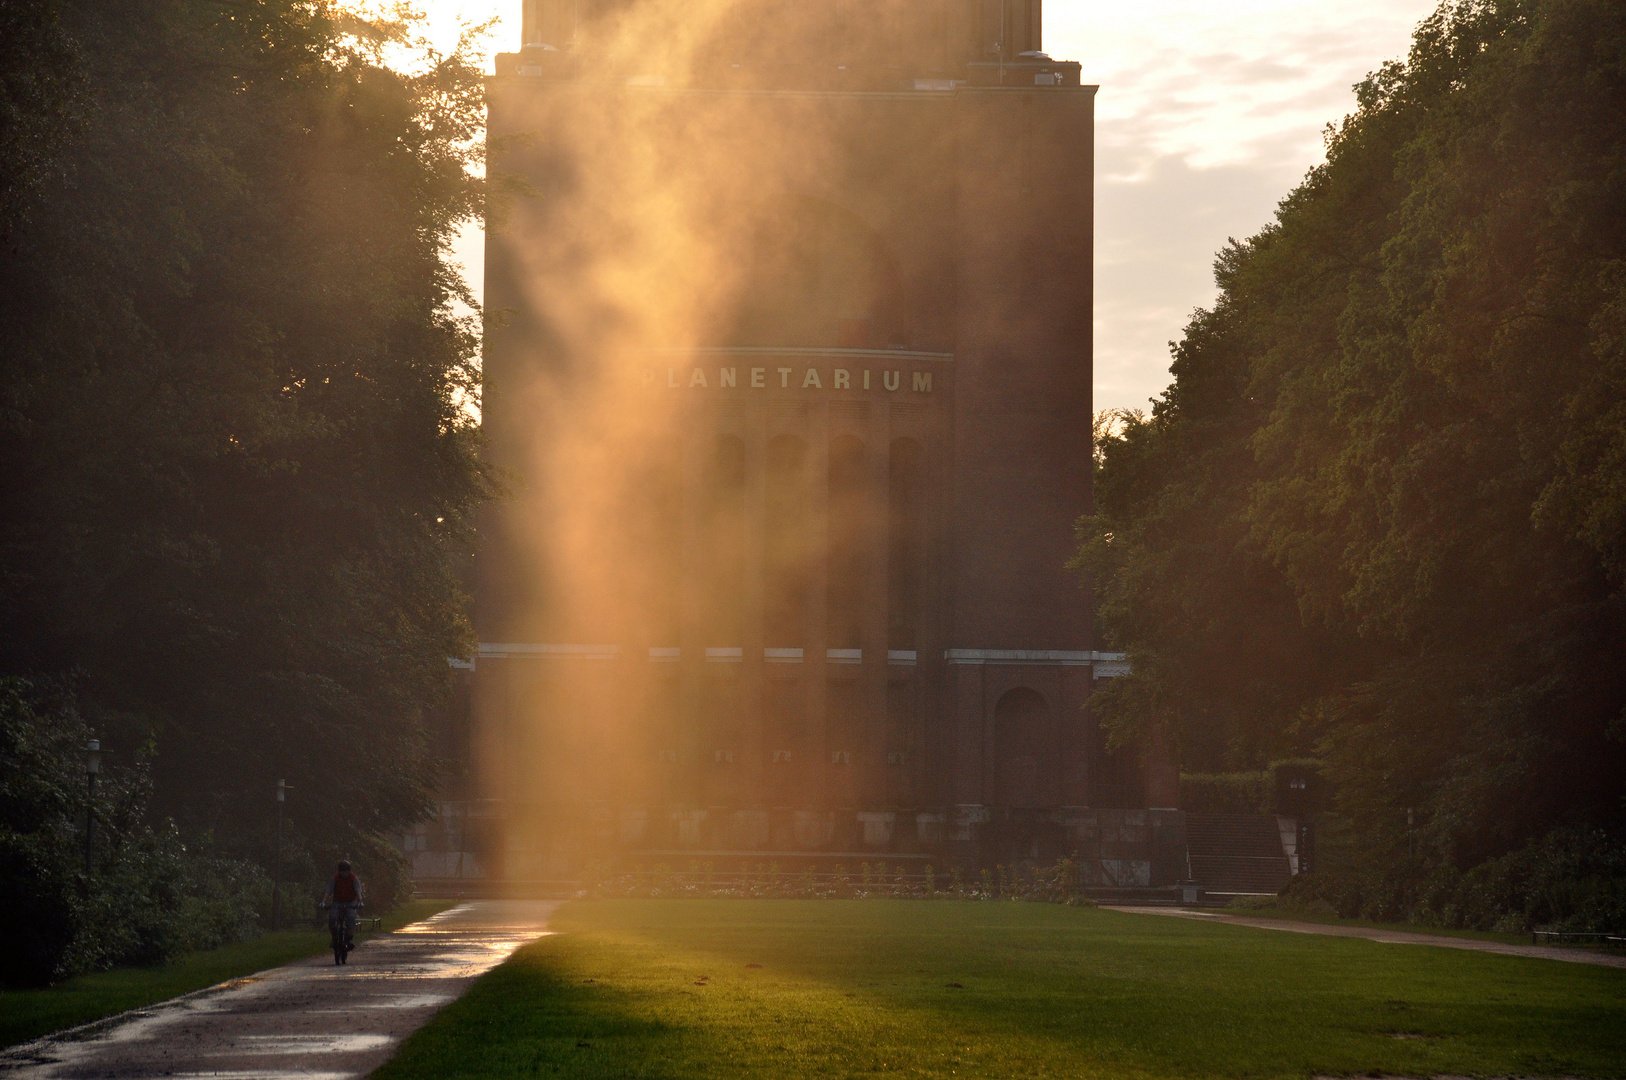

1436,828,1626,933
1180,772,1269,814
1279,827,1626,933
1181,760,1327,815
0,679,270,985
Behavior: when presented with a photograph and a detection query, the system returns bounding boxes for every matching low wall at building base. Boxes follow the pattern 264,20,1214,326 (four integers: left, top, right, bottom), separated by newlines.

399,803,1189,891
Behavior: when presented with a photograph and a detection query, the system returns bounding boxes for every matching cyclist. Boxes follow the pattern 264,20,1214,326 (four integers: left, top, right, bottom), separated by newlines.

322,860,364,964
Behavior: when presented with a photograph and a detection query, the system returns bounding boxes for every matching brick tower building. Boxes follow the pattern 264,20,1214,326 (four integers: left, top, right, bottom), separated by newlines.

460,0,1178,887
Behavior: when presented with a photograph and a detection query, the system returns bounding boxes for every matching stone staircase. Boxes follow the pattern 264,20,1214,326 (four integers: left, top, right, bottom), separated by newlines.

1185,813,1292,895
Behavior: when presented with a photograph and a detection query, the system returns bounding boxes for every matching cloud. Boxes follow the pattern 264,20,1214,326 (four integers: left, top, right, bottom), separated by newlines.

1094,151,1300,409
415,0,1436,413
1045,0,1434,409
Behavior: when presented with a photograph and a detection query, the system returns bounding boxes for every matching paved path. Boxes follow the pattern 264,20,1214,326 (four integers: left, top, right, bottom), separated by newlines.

1109,906,1626,969
0,900,558,1080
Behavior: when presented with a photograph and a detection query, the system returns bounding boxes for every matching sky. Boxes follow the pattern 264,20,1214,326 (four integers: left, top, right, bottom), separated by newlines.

413,0,1437,412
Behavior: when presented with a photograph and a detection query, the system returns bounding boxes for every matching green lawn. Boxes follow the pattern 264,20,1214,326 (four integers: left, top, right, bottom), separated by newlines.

375,899,1626,1080
0,898,456,1049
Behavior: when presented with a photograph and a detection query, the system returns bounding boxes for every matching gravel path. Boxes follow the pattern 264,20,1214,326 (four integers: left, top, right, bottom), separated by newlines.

1109,905,1626,969
0,900,558,1080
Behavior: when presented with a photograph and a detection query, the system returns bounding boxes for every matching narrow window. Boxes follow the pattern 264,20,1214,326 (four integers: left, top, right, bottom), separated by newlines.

827,436,867,650
763,435,808,646
887,438,926,650
705,435,746,645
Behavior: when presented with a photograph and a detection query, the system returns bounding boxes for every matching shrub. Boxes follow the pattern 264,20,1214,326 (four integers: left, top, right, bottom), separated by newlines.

1180,772,1269,814
0,679,269,985
1181,760,1327,815
1436,828,1626,933
1279,827,1626,933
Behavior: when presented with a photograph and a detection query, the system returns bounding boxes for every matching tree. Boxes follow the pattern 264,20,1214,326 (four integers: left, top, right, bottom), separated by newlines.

0,0,493,941
1080,0,1626,922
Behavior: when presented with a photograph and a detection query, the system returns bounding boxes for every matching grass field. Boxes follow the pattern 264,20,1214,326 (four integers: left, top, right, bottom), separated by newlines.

0,898,454,1049
375,899,1626,1080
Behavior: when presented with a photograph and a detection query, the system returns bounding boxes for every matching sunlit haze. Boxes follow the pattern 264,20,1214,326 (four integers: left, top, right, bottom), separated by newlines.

414,0,1434,412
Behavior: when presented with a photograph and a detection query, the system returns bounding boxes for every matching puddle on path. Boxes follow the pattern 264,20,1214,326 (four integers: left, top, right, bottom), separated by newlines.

0,901,557,1080
304,993,455,1011
235,1034,396,1055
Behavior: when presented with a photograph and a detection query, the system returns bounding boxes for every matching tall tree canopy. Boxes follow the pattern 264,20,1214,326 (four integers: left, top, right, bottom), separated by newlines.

0,0,490,880
1080,0,1626,910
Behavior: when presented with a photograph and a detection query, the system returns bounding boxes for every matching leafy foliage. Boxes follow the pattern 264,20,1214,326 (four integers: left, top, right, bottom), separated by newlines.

1080,0,1626,926
0,679,269,986
1281,827,1626,932
0,0,492,980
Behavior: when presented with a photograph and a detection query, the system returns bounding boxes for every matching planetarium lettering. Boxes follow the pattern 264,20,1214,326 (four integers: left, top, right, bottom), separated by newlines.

646,367,934,393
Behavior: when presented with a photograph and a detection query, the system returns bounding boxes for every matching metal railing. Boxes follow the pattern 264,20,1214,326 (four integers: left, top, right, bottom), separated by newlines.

579,860,1106,902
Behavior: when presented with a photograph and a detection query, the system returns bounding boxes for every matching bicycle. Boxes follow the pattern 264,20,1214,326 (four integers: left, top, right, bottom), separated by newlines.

323,900,362,965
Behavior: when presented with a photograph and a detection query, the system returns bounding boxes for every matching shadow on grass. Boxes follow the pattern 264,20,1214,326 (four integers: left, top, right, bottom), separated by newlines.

369,897,1626,1080
373,901,1626,1080
373,947,675,1080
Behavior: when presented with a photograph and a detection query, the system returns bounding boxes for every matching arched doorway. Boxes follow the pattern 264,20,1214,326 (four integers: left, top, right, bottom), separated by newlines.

992,687,1057,809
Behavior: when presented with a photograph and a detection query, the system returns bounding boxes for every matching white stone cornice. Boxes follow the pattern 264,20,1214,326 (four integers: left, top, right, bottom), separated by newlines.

942,649,1129,675
471,643,1130,676
477,643,620,660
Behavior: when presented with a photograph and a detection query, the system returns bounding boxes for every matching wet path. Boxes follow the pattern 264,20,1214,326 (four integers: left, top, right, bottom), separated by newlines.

1111,905,1626,969
0,900,558,1080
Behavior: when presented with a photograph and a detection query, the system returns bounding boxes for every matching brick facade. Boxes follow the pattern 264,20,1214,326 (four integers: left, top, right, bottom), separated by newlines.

467,0,1152,881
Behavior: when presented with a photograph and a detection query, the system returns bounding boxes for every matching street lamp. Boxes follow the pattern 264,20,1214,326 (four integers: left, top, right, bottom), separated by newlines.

272,780,292,931
1287,774,1314,876
84,739,108,875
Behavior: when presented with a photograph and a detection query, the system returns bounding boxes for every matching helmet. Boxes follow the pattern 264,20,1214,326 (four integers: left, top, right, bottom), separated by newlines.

337,860,351,872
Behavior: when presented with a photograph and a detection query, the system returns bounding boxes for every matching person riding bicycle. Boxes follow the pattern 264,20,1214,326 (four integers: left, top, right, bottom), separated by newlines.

322,860,364,964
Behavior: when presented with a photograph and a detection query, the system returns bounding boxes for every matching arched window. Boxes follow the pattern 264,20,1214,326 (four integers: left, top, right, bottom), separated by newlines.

763,434,808,646
826,435,867,650
888,438,926,650
704,434,746,644
993,687,1056,809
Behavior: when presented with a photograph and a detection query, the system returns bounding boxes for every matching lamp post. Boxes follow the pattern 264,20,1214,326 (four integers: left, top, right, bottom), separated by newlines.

272,780,292,931
84,740,103,875
1405,806,1416,916
1289,775,1314,876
